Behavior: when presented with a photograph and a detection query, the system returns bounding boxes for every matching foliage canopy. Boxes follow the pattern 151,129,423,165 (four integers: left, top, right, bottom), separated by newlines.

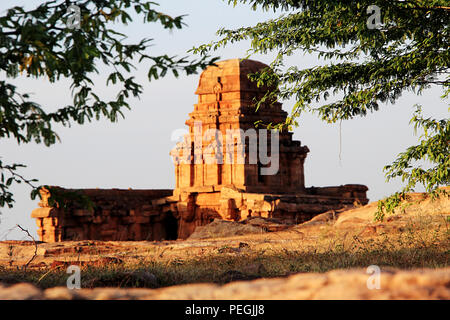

192,0,449,218
0,0,217,209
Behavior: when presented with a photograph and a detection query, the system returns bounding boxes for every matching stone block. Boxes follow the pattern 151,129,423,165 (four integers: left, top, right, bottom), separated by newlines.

100,230,116,238
244,193,265,201
251,211,261,217
135,216,150,224
152,198,167,206
196,193,220,206
260,211,270,218
246,199,255,208
35,218,44,228
61,218,78,227
189,186,215,193
141,204,153,211
164,196,179,203
180,192,191,203
287,203,298,212
93,216,103,224
239,209,250,220
111,209,128,216
262,201,272,211
233,197,243,207
142,210,161,217
220,185,243,199
73,209,94,216
31,207,59,218
122,217,136,224
43,217,59,227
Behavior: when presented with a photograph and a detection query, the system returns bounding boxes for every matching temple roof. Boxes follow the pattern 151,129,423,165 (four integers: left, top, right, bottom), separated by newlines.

195,58,270,95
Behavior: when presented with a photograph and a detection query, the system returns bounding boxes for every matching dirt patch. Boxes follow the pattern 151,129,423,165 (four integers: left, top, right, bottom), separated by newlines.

188,219,266,239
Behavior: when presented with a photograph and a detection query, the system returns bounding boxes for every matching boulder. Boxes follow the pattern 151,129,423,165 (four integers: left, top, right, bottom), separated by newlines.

188,219,265,239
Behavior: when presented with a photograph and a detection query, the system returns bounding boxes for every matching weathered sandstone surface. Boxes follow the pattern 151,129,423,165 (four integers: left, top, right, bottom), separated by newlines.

1,189,448,300
0,267,448,300
3,189,449,269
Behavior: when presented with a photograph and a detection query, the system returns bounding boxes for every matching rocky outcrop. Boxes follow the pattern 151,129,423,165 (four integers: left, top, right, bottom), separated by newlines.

0,268,448,300
188,219,266,239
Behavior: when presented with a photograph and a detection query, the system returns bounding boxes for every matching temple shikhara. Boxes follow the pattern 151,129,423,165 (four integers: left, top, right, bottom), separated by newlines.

31,59,369,242
171,59,308,193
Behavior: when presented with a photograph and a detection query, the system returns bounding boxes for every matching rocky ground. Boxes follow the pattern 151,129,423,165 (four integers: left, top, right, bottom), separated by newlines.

0,190,449,300
1,267,448,300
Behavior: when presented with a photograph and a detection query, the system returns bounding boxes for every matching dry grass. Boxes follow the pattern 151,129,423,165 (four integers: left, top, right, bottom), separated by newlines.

1,212,448,289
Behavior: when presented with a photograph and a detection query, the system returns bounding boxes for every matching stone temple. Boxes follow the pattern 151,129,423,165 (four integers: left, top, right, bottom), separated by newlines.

172,59,309,194
31,59,368,242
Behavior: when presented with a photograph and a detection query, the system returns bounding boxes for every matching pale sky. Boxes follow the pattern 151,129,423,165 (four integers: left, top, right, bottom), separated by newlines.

0,0,448,240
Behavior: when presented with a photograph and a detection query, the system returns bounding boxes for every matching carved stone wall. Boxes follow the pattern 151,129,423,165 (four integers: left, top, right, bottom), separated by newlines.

32,189,176,242
170,59,309,194
32,184,368,242
172,184,368,239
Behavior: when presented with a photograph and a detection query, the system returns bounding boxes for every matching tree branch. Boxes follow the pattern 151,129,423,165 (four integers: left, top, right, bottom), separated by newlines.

16,224,38,270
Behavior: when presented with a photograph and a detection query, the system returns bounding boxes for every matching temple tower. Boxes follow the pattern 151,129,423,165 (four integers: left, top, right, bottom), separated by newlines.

171,59,309,194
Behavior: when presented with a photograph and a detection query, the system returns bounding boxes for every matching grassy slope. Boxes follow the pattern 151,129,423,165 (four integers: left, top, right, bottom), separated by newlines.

0,192,449,289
